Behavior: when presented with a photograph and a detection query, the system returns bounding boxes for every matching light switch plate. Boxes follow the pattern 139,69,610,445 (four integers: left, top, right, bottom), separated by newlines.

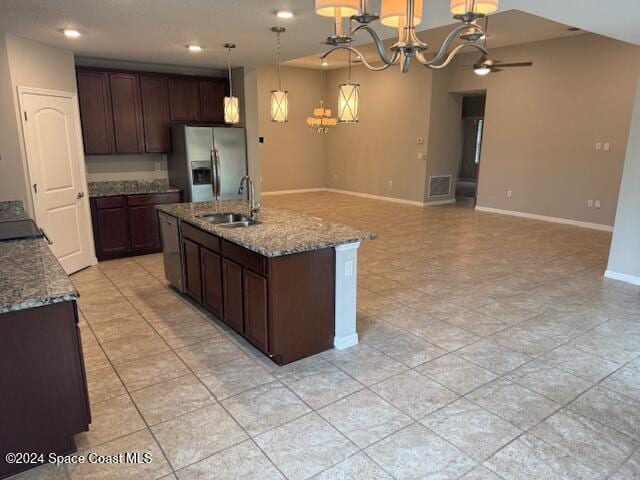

595,142,602,151
603,143,610,151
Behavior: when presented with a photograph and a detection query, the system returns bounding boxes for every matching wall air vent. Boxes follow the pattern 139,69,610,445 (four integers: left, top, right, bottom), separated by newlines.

428,175,453,197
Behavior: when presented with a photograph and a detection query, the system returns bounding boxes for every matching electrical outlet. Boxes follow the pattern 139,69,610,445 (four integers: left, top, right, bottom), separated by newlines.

595,142,602,151
507,190,512,198
388,180,393,187
154,162,161,172
333,173,338,181
344,260,353,277
603,143,611,152
595,200,601,209
587,199,594,207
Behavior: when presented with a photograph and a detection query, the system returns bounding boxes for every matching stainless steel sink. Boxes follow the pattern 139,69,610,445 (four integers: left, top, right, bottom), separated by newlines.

197,212,259,228
198,212,249,224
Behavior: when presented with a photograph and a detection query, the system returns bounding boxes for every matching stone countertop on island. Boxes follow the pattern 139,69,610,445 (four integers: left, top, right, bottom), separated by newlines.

0,238,78,314
157,200,376,257
88,179,181,198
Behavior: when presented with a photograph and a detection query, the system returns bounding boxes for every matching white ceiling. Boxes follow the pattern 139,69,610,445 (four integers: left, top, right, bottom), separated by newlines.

0,0,638,70
286,10,585,70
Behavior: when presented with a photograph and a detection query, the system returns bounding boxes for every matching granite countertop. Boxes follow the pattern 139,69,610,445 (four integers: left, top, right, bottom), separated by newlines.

157,200,376,257
0,238,78,314
88,179,181,198
0,200,29,222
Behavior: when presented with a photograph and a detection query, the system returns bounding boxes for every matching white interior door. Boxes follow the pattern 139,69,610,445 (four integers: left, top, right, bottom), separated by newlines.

20,89,94,274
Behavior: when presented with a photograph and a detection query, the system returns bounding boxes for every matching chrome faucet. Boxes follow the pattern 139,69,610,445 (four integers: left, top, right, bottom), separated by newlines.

238,176,260,221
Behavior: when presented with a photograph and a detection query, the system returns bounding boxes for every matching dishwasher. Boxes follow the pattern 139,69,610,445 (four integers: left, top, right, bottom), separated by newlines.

158,211,184,293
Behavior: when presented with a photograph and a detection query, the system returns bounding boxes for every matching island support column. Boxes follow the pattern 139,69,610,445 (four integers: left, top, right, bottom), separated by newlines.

334,242,360,349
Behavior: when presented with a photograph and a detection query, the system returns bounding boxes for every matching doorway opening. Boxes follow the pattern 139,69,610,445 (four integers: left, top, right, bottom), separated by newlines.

456,93,486,205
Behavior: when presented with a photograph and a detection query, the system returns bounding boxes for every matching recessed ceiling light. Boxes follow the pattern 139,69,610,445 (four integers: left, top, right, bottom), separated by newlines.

276,10,294,18
187,44,203,52
63,29,82,38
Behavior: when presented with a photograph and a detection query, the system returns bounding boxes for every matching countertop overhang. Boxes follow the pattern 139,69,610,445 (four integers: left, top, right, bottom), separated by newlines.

157,200,376,257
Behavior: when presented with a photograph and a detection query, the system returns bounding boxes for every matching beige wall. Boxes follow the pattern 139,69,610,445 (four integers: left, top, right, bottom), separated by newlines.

0,34,78,213
85,154,168,182
424,68,463,203
257,66,326,192
447,34,640,226
607,78,640,281
324,64,432,203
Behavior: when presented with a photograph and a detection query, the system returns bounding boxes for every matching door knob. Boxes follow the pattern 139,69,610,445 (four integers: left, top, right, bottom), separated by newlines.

77,192,85,199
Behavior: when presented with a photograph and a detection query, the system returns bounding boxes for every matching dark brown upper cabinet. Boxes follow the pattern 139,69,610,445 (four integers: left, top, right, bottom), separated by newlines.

109,73,145,154
77,67,228,155
140,75,171,153
77,71,115,154
168,77,201,121
199,79,226,123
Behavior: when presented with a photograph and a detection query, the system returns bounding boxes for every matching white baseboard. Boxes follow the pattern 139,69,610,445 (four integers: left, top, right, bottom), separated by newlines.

325,188,425,207
262,188,326,196
424,198,456,207
475,206,614,232
604,270,640,286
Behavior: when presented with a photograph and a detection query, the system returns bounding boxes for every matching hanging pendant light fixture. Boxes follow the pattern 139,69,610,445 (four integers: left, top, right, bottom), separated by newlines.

338,51,359,123
317,0,499,74
307,68,337,134
223,43,240,124
270,27,288,123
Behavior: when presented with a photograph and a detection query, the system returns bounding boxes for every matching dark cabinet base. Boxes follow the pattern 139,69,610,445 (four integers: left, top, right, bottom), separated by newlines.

0,301,90,479
179,222,335,365
91,191,182,261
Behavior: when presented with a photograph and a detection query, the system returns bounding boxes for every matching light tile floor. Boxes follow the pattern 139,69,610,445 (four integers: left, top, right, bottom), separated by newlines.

12,191,640,480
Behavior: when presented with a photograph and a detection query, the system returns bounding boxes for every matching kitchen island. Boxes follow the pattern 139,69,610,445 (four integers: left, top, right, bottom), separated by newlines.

157,200,375,365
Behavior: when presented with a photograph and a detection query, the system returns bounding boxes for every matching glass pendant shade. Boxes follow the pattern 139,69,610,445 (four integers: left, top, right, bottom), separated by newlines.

271,90,288,123
315,0,360,18
450,0,498,15
224,96,240,124
338,83,359,123
381,0,423,27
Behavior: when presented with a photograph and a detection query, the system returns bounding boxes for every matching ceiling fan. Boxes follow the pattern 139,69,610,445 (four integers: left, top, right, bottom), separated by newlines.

469,16,533,75
473,57,533,75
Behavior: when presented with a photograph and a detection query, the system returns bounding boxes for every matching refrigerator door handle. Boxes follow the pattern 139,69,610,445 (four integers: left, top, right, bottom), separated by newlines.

214,148,221,198
210,147,219,200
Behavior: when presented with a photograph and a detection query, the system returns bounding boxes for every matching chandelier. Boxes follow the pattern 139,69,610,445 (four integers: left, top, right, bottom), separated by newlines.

307,101,338,133
315,0,497,73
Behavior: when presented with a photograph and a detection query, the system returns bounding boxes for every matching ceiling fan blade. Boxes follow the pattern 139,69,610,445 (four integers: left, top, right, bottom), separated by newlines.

493,62,533,68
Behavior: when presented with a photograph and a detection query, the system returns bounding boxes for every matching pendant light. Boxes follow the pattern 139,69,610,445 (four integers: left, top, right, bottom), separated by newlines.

270,27,288,123
338,51,359,123
307,68,337,134
223,43,240,124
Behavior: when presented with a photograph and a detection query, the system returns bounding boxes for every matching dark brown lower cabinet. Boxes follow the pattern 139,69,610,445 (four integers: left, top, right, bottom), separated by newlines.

128,205,159,251
90,191,181,260
179,222,335,365
201,248,223,318
243,269,269,352
0,301,90,479
94,206,129,256
183,238,202,303
222,258,244,334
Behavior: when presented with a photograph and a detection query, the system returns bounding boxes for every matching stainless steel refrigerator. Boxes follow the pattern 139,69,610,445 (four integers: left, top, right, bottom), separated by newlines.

168,124,248,202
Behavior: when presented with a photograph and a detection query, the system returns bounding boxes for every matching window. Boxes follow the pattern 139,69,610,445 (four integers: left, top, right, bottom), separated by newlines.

474,118,484,165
